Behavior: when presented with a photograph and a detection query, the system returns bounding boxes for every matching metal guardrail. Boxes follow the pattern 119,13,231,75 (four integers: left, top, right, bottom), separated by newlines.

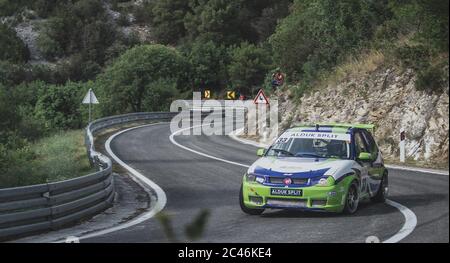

0,112,178,241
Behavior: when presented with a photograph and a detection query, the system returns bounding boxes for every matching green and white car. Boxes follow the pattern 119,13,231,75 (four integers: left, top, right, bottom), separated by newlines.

240,124,388,214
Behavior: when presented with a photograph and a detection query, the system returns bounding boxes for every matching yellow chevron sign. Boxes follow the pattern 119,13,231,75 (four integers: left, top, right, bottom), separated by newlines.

227,91,236,100
204,90,211,99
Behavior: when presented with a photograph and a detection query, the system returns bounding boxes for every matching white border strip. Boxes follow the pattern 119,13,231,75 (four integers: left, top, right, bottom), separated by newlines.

169,125,249,168
385,164,449,176
170,126,418,243
383,200,418,243
65,123,167,242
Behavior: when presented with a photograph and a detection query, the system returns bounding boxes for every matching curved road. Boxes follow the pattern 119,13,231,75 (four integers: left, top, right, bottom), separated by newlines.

85,123,449,243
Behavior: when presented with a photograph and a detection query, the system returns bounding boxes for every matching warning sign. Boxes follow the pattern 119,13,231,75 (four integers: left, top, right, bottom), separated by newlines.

253,89,269,105
227,91,236,100
204,90,211,99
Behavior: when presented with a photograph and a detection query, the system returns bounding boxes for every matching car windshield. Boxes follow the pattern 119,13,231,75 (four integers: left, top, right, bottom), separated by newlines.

266,132,351,159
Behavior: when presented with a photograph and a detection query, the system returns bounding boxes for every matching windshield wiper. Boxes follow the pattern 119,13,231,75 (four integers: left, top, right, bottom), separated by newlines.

271,148,295,156
295,153,323,158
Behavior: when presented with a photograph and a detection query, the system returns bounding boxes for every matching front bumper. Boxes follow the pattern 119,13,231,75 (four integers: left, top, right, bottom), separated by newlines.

242,180,347,212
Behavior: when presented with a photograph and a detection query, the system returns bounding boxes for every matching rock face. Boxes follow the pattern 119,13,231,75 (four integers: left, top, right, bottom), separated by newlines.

280,67,449,167
15,20,46,64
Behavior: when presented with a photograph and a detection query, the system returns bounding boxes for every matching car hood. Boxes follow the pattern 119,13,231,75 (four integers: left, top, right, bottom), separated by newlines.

248,157,355,179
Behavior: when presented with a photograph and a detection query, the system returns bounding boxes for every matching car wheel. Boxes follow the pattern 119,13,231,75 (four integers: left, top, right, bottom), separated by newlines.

371,173,388,203
239,184,264,215
344,181,360,214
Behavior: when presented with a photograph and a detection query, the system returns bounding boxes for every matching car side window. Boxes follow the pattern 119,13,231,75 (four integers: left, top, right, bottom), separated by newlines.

362,130,378,157
354,132,369,156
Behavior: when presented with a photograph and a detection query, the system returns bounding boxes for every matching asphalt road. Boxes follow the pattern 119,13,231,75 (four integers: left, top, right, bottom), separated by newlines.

85,123,449,243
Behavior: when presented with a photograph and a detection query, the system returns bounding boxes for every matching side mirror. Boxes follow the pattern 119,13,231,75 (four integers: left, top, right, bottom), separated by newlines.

256,148,266,157
358,152,372,161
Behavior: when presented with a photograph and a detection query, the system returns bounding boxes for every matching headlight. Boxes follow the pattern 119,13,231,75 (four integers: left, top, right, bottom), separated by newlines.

246,173,256,182
246,173,265,184
316,176,335,187
255,177,265,184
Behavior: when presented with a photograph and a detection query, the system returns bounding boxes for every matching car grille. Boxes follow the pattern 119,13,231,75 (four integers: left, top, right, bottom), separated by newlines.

311,199,327,207
266,198,307,207
268,177,309,185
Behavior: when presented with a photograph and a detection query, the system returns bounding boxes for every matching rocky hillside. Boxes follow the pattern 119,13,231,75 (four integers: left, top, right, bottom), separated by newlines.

277,54,449,168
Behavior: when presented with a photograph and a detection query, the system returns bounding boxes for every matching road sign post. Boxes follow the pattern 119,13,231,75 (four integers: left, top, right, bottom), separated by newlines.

400,129,406,163
253,89,270,136
82,88,99,123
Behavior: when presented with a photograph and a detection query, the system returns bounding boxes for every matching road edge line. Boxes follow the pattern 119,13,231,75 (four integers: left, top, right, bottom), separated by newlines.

69,123,168,241
383,200,418,243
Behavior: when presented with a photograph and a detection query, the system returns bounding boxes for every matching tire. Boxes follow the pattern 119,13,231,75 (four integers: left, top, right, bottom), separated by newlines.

239,184,264,215
343,181,360,214
372,173,388,203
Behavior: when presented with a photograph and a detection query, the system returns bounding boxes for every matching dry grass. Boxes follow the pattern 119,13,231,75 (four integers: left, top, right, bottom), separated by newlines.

330,50,385,84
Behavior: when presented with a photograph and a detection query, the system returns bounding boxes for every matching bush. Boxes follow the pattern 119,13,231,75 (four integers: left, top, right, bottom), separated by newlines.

98,44,190,115
0,84,21,145
0,23,29,63
394,45,430,70
141,79,180,112
416,62,447,93
0,130,94,189
0,61,26,86
34,81,85,131
0,144,38,189
30,130,93,183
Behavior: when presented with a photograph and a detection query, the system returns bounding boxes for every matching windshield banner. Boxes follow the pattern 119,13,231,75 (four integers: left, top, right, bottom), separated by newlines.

278,132,351,142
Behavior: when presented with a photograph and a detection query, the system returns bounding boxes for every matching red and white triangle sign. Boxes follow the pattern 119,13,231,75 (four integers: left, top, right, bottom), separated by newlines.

253,89,269,105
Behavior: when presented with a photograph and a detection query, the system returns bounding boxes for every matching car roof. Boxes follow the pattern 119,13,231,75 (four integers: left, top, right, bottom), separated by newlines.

288,123,375,134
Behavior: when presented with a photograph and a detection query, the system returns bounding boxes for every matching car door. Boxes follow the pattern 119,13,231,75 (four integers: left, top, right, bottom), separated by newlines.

361,130,384,195
353,130,371,196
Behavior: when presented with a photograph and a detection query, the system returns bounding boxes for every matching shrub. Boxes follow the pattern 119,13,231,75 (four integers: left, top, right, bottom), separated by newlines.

0,61,26,86
416,62,447,93
394,45,430,70
0,23,29,63
34,81,85,131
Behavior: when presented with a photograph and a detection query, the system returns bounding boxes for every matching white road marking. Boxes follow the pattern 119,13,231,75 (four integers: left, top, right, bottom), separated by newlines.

383,200,418,243
169,125,249,168
170,125,418,243
385,164,449,176
65,123,168,242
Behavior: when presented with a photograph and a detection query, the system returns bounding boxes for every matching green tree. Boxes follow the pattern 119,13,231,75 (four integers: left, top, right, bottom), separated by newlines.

270,0,390,82
184,0,250,44
389,0,449,51
97,45,190,115
184,40,229,91
147,0,191,45
228,43,272,93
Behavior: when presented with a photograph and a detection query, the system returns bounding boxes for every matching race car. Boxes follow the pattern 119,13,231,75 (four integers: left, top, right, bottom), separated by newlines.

239,123,388,214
